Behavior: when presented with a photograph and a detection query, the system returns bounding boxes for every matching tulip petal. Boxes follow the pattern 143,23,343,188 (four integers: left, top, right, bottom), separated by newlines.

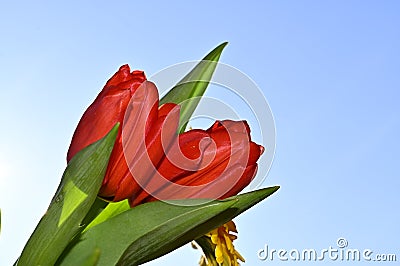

135,120,259,204
220,164,258,198
130,129,210,206
67,90,130,162
67,66,147,162
158,130,212,179
124,96,180,205
104,65,145,89
100,80,161,201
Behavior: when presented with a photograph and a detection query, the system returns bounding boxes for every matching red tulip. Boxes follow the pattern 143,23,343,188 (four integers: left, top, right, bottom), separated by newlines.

67,64,180,201
67,64,264,206
67,64,146,162
130,120,264,206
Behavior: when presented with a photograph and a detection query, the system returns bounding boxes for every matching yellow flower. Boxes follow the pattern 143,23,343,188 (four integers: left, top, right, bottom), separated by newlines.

204,221,245,266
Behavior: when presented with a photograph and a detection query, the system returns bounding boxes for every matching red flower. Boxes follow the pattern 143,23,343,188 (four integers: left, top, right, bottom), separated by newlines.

67,64,180,201
130,120,264,206
67,65,263,206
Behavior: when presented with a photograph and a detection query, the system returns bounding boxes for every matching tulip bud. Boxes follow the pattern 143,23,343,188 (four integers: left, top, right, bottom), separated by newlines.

67,64,180,201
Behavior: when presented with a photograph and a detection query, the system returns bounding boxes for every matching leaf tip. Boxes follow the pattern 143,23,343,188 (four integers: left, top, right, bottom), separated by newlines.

111,122,120,133
272,185,280,191
219,41,229,49
265,185,280,196
203,42,228,61
106,122,120,143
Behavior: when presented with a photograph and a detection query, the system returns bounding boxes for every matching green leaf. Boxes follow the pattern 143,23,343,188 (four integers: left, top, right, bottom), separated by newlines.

65,247,101,266
126,186,280,266
17,124,119,266
58,186,279,266
84,200,130,232
160,42,227,133
58,198,235,266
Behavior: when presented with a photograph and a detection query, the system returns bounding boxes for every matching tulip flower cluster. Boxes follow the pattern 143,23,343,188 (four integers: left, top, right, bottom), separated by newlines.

16,43,279,266
67,64,264,207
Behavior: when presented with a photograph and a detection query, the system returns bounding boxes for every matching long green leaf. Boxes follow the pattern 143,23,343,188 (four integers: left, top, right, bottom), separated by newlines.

17,124,119,266
58,186,279,266
58,198,236,266
160,42,227,133
122,186,280,265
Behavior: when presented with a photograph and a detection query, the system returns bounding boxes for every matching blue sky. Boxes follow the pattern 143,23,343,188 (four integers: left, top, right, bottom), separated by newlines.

1,1,399,265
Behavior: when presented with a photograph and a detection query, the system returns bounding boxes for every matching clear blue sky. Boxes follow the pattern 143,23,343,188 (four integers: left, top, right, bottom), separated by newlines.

1,1,399,265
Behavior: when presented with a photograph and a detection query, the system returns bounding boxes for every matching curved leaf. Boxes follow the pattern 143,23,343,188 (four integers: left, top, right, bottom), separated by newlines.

160,42,228,133
58,198,236,266
123,186,280,265
17,123,119,266
58,186,279,266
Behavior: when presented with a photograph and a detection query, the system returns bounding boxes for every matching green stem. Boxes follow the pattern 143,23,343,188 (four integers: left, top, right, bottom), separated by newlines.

196,236,219,266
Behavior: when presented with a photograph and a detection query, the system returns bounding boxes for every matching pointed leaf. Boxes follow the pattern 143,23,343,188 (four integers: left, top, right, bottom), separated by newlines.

122,186,280,265
17,124,119,266
58,198,236,266
58,186,279,266
160,42,227,133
